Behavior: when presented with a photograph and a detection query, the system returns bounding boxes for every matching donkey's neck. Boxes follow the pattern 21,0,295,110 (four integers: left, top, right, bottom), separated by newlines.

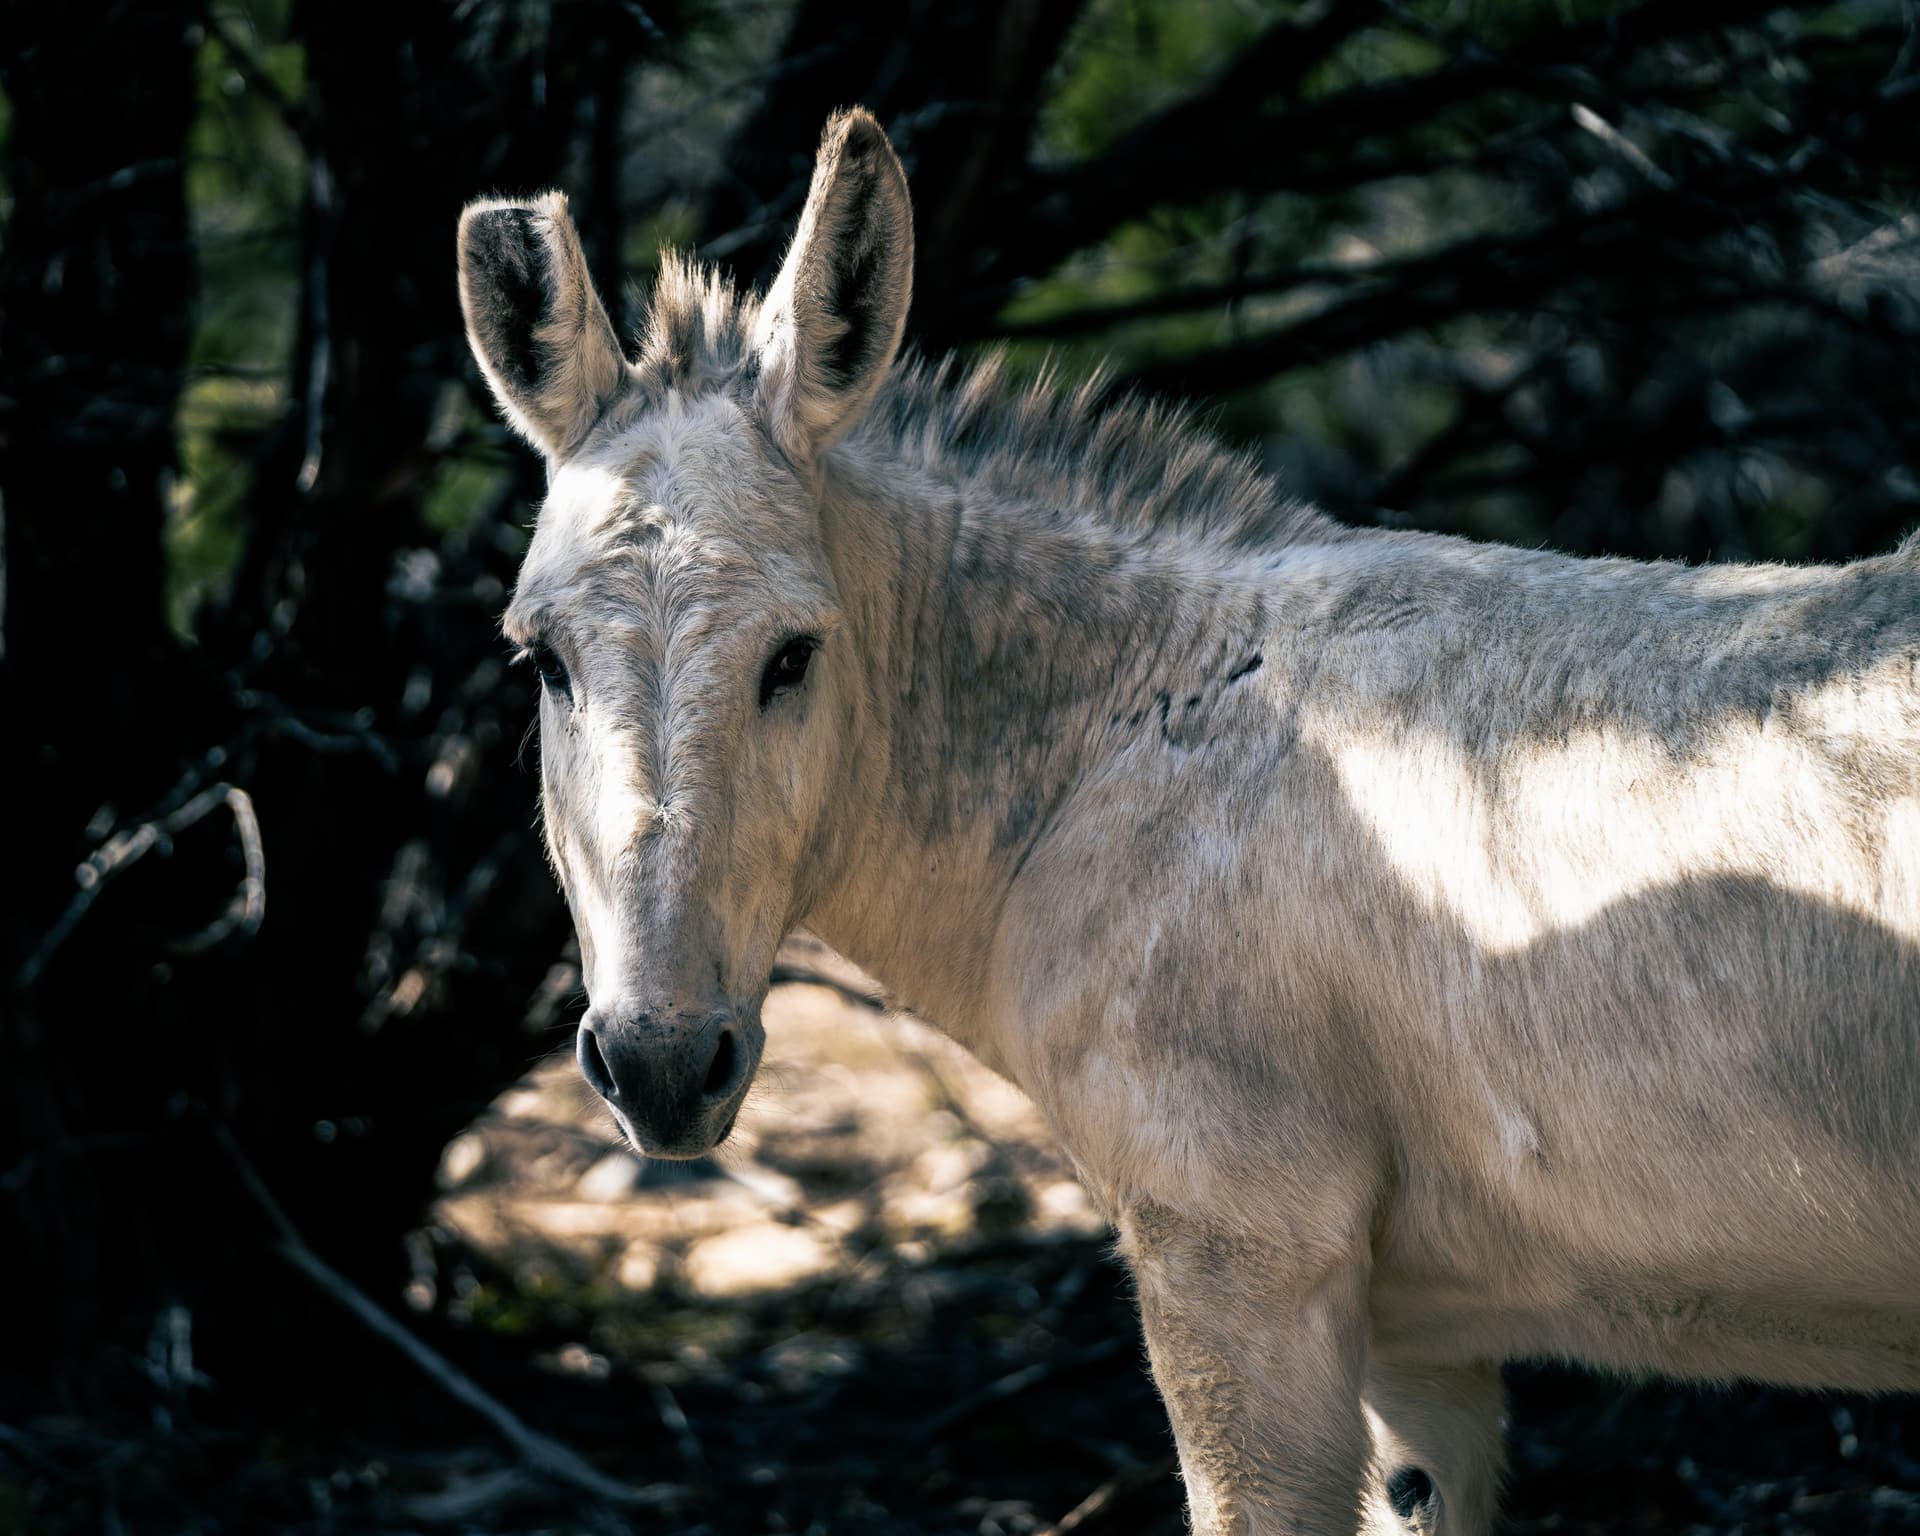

800,435,1324,1065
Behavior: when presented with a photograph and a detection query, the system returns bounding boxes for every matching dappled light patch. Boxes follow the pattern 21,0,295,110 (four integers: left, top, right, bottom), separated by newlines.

682,1222,840,1297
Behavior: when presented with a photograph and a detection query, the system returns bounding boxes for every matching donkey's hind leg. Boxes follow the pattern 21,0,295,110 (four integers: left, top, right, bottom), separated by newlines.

1360,1361,1506,1536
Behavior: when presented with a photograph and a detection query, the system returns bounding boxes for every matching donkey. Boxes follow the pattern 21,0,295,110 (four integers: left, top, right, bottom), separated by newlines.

457,110,1920,1534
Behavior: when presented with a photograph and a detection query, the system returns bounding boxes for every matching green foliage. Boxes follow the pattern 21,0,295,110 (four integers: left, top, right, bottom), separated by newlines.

424,445,512,538
625,200,701,285
1039,0,1279,161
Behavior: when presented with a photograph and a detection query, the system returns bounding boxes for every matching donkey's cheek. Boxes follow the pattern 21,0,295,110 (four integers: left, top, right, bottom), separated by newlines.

774,683,850,827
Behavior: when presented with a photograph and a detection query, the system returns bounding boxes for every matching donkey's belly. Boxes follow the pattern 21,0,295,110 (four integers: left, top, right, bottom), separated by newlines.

1361,1057,1920,1393
1369,1245,1920,1394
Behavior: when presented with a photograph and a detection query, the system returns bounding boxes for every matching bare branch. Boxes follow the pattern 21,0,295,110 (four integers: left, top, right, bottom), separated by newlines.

295,157,333,496
16,782,265,989
1039,1453,1182,1536
211,1122,682,1508
1889,0,1920,87
168,788,266,956
1571,102,1677,191
767,961,888,1012
914,1339,1125,1445
1115,162,1799,402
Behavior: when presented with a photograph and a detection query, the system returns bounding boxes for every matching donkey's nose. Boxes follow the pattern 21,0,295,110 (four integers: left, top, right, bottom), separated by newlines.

576,1007,747,1156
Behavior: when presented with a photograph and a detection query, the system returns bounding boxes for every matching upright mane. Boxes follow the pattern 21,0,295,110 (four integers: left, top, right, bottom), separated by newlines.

630,252,1330,553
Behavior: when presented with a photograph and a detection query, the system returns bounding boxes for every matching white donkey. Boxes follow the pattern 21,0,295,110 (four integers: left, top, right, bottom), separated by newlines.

458,111,1920,1534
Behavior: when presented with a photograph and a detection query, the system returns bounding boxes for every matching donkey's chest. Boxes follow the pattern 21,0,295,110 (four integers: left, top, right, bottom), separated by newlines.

1001,964,1378,1232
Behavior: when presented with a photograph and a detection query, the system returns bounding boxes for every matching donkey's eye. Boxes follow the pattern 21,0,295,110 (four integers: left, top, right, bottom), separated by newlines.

758,635,818,710
530,641,571,698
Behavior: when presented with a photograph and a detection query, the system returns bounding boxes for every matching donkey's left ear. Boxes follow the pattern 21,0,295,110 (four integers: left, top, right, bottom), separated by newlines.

751,109,914,467
458,191,627,461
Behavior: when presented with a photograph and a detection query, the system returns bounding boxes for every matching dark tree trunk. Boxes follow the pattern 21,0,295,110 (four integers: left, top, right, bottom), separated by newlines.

0,0,661,1406
0,0,210,1386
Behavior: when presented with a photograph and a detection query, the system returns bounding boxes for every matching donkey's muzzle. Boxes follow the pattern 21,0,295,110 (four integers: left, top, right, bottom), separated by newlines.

577,1005,757,1157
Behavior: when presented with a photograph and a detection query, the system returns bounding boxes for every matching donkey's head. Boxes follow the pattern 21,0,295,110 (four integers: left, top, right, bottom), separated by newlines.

457,111,912,1157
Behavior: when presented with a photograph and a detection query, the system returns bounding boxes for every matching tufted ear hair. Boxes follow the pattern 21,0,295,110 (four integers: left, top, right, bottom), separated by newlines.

457,191,627,461
750,108,914,468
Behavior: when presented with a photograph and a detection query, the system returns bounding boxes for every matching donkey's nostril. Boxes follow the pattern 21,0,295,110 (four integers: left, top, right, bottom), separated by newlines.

701,1026,738,1100
577,1023,618,1101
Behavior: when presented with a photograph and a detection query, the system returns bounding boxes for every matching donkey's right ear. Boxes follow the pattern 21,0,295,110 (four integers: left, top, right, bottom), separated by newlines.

458,192,627,461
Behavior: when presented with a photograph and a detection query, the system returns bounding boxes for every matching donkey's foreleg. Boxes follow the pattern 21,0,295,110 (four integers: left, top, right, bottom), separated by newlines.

1119,1200,1374,1536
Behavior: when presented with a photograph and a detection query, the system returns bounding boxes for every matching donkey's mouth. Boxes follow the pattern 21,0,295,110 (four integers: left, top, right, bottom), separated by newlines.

611,1105,740,1161
606,1081,750,1162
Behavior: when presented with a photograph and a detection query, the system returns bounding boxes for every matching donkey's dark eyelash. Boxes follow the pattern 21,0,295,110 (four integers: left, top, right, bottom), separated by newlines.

513,637,574,699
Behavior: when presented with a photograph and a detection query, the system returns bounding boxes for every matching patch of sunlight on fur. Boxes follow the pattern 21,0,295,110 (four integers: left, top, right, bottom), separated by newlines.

1329,685,1912,954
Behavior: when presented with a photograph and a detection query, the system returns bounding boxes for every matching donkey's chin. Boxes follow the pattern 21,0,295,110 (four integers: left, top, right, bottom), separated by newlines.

611,1099,746,1162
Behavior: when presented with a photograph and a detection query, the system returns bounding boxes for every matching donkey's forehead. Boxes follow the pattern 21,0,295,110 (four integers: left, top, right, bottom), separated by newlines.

507,391,816,636
554,390,787,545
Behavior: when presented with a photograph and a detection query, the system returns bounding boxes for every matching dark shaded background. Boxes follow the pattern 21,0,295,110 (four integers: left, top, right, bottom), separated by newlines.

2,1,1917,1531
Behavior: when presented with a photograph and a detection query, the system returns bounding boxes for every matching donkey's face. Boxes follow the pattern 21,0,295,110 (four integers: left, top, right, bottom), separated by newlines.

458,111,912,1157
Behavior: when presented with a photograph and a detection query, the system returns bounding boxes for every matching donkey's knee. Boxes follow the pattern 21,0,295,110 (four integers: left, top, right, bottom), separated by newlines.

1361,1360,1505,1535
